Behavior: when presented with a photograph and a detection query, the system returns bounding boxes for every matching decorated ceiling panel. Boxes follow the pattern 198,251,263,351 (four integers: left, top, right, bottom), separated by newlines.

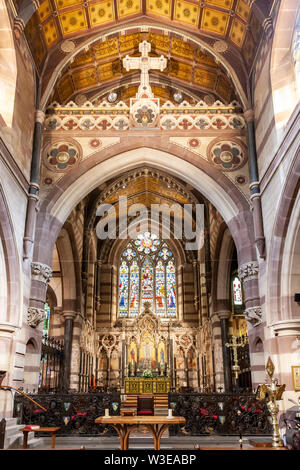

50,31,236,104
22,0,269,77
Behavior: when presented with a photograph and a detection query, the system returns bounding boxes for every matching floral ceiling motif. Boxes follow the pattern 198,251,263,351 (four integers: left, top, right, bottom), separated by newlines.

45,140,81,171
208,140,247,171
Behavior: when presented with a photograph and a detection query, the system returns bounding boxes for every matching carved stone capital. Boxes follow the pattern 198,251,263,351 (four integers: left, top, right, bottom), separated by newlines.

244,108,255,123
216,311,231,321
31,262,52,284
238,261,259,283
244,306,262,326
62,311,77,321
27,307,45,328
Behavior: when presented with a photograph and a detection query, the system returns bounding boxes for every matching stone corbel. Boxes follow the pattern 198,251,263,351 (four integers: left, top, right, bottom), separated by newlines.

238,261,259,283
27,307,45,328
31,262,52,284
244,306,262,326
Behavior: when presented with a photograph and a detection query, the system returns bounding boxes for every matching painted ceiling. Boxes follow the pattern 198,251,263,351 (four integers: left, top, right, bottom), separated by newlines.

15,0,274,106
50,33,236,104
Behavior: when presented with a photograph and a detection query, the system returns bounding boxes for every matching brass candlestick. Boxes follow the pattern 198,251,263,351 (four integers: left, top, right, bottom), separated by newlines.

256,357,286,448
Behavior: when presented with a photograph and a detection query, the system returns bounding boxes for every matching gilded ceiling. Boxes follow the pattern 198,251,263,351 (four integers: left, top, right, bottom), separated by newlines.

24,0,264,66
50,33,236,104
14,0,274,107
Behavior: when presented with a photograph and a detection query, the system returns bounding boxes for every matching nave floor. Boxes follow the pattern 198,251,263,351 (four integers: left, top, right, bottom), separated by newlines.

8,433,274,451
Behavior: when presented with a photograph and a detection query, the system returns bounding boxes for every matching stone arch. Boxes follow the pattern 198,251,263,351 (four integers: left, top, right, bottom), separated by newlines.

35,145,255,264
270,0,300,134
56,227,77,314
0,185,22,328
267,145,300,328
0,0,17,127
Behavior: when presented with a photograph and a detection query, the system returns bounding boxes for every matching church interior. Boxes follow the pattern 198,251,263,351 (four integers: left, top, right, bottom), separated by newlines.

0,0,300,452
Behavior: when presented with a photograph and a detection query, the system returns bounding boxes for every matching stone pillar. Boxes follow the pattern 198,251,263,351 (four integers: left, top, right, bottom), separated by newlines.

192,260,200,325
23,110,45,260
62,311,76,391
244,109,266,259
238,261,262,327
95,259,102,314
217,311,233,392
238,261,263,388
28,261,52,329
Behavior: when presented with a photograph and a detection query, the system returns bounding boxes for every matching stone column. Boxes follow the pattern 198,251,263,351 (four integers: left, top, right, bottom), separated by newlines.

28,261,52,328
62,311,77,391
238,261,261,327
192,260,200,325
23,110,45,260
217,311,233,392
95,259,102,314
244,109,265,259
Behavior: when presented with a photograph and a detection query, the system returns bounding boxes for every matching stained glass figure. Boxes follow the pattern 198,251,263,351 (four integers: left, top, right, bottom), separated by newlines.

233,276,243,306
141,258,154,309
119,261,129,315
166,260,176,315
155,260,165,315
129,261,139,316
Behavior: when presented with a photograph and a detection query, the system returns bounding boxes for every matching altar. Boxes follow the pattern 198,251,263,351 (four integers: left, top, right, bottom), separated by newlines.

125,377,171,394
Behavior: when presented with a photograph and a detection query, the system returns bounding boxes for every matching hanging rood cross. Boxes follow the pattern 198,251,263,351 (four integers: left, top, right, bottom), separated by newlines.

123,41,167,99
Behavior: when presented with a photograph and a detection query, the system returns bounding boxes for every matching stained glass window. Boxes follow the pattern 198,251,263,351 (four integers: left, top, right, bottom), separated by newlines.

43,302,51,335
118,232,177,317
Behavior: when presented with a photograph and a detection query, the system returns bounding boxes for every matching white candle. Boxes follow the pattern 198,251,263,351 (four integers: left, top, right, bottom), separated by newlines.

105,408,109,417
168,408,172,417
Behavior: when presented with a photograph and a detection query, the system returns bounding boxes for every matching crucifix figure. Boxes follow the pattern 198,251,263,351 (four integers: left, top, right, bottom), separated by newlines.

123,40,167,99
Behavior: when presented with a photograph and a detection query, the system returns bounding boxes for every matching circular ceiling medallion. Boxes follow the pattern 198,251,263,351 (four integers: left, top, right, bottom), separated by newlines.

45,140,81,172
75,94,87,106
60,39,76,53
235,175,247,185
213,40,228,53
108,92,118,103
173,91,183,103
208,140,247,172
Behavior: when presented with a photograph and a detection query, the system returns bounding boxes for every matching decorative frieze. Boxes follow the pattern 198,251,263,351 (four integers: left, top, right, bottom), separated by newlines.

238,261,259,283
27,307,45,328
31,262,52,284
244,306,262,326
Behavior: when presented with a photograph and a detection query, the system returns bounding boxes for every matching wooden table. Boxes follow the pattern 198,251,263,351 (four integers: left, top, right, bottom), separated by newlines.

95,415,185,450
20,427,61,449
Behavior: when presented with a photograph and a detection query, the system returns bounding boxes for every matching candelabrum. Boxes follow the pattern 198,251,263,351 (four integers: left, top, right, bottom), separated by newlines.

256,357,286,448
225,334,248,385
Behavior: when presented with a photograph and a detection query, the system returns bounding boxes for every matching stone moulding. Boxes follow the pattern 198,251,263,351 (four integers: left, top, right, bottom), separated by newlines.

27,307,45,328
31,262,52,284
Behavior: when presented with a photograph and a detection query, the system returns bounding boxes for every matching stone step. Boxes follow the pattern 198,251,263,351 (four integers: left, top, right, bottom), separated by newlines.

3,418,24,449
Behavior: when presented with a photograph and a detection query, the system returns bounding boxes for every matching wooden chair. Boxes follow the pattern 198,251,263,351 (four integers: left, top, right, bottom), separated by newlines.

137,396,154,416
